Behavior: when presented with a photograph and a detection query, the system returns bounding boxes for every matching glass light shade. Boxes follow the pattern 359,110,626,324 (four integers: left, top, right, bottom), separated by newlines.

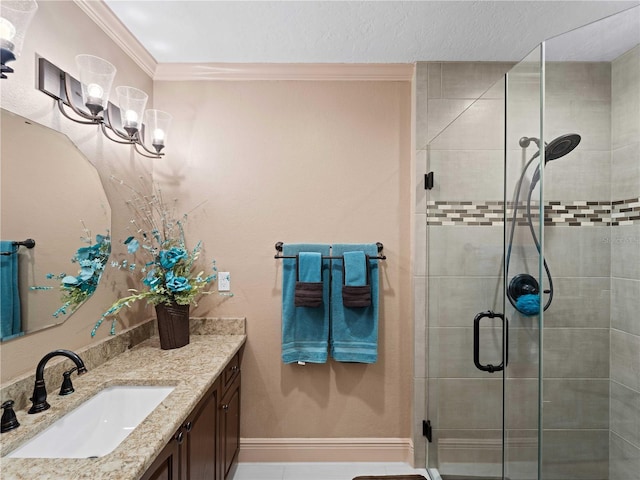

75,54,116,117
116,86,148,137
144,109,173,152
0,0,38,58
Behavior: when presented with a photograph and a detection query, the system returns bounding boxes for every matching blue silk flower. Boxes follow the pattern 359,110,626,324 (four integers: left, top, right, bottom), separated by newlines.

159,248,187,269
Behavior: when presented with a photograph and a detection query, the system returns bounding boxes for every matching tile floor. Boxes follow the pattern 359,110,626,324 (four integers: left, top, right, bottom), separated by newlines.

229,462,431,480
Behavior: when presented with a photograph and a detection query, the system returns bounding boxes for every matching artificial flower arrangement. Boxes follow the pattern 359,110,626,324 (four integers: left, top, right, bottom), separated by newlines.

35,225,111,318
92,178,230,337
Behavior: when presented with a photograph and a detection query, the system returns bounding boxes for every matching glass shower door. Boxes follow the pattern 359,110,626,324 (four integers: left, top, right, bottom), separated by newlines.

425,72,509,479
424,48,544,479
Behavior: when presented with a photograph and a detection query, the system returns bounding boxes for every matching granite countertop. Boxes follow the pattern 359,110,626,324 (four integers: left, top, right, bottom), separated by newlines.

0,333,246,480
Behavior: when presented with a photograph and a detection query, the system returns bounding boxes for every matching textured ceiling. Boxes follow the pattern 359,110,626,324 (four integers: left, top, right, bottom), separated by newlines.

103,0,639,64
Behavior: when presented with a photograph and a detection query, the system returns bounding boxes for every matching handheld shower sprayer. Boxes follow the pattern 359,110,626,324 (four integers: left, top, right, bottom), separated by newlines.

506,133,581,316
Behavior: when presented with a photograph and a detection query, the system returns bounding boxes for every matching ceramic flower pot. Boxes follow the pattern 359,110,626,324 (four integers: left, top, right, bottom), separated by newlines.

155,302,190,350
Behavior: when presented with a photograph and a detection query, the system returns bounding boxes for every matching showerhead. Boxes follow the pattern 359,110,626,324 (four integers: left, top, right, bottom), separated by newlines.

519,133,582,163
528,133,582,186
545,133,581,162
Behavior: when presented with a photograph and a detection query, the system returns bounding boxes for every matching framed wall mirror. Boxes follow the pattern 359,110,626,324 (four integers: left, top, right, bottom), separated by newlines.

0,109,111,340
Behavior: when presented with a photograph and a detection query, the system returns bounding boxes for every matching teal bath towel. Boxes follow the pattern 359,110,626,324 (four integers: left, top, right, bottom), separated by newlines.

1,241,22,340
282,244,331,363
330,243,379,363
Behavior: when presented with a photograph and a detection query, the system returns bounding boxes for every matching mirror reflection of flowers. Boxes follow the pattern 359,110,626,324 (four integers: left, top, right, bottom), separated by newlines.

92,178,231,337
34,224,111,318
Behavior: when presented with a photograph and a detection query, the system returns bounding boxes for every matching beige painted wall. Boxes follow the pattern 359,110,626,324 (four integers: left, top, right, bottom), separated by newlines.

0,1,414,443
0,1,154,383
153,79,413,439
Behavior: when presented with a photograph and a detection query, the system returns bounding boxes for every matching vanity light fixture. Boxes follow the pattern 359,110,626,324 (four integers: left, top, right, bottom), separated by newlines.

0,0,38,79
37,55,172,158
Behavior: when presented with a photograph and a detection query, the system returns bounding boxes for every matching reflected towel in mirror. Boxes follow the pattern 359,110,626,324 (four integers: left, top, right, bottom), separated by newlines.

0,241,22,340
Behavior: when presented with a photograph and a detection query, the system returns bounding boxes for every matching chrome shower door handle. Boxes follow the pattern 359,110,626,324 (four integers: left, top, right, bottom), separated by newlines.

473,310,508,373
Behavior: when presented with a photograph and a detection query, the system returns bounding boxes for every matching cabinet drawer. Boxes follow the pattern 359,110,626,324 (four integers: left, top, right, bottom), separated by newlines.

220,373,241,479
223,352,240,390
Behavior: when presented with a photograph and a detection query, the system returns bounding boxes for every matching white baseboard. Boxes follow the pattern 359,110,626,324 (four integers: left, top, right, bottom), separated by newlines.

238,437,414,464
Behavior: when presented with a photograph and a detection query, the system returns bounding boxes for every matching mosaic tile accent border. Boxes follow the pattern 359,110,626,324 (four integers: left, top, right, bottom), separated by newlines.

611,197,640,225
426,197,640,226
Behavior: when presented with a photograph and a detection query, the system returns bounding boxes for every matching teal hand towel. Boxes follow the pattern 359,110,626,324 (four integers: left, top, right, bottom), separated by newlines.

294,252,323,307
1,241,22,340
344,251,367,286
299,252,322,282
282,244,330,363
331,243,379,363
342,251,372,307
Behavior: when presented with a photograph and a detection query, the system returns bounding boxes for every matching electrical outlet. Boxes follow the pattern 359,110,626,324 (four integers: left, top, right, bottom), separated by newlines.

218,272,230,291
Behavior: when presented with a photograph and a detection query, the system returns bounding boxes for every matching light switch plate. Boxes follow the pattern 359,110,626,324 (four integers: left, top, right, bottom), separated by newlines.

218,272,230,291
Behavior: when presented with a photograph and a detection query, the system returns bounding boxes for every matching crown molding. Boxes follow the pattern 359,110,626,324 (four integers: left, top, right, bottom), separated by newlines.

73,2,412,82
73,0,157,78
154,63,414,82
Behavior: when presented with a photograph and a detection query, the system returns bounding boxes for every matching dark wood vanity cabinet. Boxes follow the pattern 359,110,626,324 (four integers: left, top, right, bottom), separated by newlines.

142,351,242,480
140,435,180,480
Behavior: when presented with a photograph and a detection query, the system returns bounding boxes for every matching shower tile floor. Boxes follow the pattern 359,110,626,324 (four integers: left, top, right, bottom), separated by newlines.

229,462,431,480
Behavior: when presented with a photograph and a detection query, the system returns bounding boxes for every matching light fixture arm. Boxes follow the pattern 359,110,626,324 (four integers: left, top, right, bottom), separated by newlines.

135,138,164,157
99,122,135,145
102,109,137,142
56,99,97,125
103,106,164,156
102,109,164,156
134,143,164,158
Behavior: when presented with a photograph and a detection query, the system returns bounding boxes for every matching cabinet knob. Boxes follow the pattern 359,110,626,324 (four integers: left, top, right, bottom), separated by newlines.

230,365,239,372
222,404,229,411
174,430,184,445
183,421,193,433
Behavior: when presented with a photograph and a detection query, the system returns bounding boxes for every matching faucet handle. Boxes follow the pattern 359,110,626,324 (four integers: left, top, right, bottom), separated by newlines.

59,368,78,396
1,400,20,433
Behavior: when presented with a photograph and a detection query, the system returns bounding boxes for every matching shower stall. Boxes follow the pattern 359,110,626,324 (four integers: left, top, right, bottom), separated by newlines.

419,6,639,480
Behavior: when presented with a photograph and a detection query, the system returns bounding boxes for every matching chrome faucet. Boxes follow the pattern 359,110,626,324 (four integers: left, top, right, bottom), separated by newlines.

28,349,87,414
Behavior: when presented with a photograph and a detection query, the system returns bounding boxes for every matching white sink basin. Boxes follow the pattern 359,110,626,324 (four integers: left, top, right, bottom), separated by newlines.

8,385,174,459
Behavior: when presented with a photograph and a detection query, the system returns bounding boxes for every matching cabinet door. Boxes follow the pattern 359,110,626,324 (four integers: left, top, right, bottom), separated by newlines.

220,373,241,479
141,435,180,480
184,388,219,480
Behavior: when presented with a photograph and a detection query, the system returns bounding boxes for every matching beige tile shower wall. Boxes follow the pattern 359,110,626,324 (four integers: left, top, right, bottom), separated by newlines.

610,44,640,480
152,79,413,443
545,62,613,204
0,1,154,383
415,61,621,476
